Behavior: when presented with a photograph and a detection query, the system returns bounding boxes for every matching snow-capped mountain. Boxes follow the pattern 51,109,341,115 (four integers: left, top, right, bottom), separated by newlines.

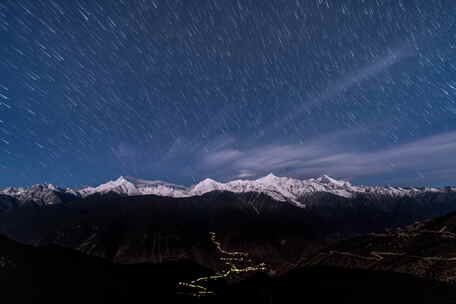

79,174,449,206
1,174,451,208
187,173,446,205
0,184,80,207
79,176,189,197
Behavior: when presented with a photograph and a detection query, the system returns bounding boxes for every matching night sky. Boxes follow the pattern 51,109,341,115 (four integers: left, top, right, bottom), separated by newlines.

1,0,456,188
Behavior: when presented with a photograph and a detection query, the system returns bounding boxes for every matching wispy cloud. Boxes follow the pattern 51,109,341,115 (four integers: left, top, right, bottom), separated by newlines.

198,131,456,186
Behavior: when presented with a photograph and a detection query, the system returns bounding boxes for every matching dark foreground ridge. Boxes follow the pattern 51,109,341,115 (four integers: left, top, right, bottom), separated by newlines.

0,233,212,303
0,232,455,303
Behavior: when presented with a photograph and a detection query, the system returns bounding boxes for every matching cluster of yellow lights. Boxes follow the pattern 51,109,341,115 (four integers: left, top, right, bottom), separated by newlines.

177,232,267,297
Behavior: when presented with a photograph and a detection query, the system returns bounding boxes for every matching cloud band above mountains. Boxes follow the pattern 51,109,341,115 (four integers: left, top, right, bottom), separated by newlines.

200,131,456,186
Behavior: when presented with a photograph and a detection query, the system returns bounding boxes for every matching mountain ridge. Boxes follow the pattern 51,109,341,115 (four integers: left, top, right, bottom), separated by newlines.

2,173,453,207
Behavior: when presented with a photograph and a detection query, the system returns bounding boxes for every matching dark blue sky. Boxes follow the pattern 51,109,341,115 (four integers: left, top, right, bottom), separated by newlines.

1,0,456,188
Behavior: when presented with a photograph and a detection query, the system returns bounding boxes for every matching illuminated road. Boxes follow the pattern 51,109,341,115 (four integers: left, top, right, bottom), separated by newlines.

177,232,267,297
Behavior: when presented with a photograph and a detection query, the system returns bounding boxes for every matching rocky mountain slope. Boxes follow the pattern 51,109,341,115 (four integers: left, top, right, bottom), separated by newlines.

0,192,331,270
2,189,456,273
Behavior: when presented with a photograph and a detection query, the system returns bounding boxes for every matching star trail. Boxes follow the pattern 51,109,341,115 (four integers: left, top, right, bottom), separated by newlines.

1,0,456,188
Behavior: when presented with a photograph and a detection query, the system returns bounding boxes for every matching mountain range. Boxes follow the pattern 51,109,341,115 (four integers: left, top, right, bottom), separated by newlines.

1,174,454,208
1,179,455,273
2,175,456,302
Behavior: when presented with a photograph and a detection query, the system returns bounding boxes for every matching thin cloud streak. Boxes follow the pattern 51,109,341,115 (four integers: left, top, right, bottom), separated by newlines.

265,44,415,136
306,44,414,107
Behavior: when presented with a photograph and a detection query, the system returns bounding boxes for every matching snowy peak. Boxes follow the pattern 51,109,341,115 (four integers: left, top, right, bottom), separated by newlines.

258,173,279,181
191,178,225,195
79,176,189,197
115,176,131,184
315,174,349,186
0,183,80,206
256,173,287,186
